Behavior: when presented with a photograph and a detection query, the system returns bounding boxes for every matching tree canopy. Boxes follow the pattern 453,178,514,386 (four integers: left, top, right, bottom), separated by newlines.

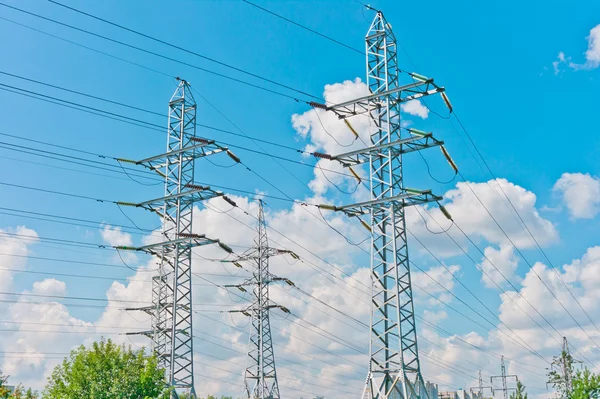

509,381,528,399
42,338,168,399
1,370,38,399
571,369,600,399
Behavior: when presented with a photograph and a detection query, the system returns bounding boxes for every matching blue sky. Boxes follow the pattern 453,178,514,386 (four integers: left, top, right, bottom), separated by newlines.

0,0,599,397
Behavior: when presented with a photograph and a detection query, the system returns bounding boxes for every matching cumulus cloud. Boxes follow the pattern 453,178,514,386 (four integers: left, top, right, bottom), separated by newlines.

291,78,371,199
413,264,461,306
570,24,600,70
0,226,39,293
0,281,94,389
32,279,67,297
407,179,557,261
100,225,133,247
554,24,600,72
401,99,429,119
479,245,519,289
584,25,600,67
3,76,586,397
553,172,600,219
443,178,557,249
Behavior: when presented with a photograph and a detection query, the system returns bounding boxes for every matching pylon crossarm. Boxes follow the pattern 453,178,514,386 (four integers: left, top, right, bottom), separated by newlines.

139,185,223,208
270,276,295,286
320,189,442,217
137,139,226,169
223,281,253,292
229,308,252,317
124,305,156,314
327,133,443,167
114,235,229,254
117,186,223,217
309,79,444,119
124,330,153,338
115,139,227,176
231,247,293,262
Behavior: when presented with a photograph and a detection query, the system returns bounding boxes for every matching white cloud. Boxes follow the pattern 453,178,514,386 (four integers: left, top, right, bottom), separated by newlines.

555,24,600,72
291,78,371,199
32,279,67,297
479,245,519,289
0,226,39,293
553,172,600,219
0,282,94,389
4,76,593,397
407,179,557,261
413,264,460,306
584,24,600,68
401,99,429,119
100,225,133,247
443,178,558,249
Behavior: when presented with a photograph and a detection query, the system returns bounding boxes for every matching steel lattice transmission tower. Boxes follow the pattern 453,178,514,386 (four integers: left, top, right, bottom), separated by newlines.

491,356,518,399
470,370,492,399
119,78,234,399
310,9,455,399
225,200,295,399
547,337,582,399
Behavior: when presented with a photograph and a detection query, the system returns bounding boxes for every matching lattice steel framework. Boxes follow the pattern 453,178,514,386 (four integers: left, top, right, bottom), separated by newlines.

119,79,232,399
491,356,518,399
547,337,582,399
226,201,294,399
310,10,454,399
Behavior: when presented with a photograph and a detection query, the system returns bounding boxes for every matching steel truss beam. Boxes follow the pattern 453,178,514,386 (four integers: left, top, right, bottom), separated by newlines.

332,133,443,167
122,79,229,399
309,80,444,120
317,11,450,399
227,201,293,399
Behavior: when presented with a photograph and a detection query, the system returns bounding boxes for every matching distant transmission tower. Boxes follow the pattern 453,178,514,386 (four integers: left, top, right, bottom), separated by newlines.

310,9,454,399
547,337,582,399
470,370,492,399
225,200,295,399
491,356,518,399
119,78,235,399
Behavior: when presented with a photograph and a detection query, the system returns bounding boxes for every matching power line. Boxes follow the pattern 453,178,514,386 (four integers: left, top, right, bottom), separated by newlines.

240,0,363,55
451,111,600,340
2,2,318,102
420,202,596,366
0,205,554,376
413,208,595,367
2,140,568,372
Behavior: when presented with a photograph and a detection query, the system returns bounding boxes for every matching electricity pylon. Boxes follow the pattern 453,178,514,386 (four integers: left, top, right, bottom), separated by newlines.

491,356,518,399
118,78,236,399
311,9,454,399
470,370,492,399
547,337,582,399
225,200,295,399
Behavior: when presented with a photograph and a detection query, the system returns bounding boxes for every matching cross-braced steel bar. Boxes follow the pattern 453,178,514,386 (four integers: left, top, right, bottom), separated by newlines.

491,356,518,399
120,79,233,399
225,201,294,399
313,10,454,399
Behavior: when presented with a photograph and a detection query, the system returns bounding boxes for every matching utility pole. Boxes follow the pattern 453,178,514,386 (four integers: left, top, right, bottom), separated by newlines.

311,9,454,399
119,78,236,399
225,200,296,399
470,370,492,399
547,337,582,399
491,356,518,399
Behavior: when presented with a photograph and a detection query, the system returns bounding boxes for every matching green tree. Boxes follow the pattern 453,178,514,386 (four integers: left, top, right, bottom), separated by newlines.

548,348,577,399
0,371,10,398
510,381,528,399
42,338,168,399
571,369,600,399
0,371,38,399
